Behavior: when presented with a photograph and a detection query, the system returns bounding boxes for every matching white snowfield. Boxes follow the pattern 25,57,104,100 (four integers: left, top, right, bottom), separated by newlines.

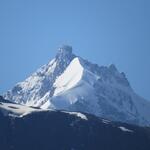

4,45,150,126
0,102,44,117
54,57,84,97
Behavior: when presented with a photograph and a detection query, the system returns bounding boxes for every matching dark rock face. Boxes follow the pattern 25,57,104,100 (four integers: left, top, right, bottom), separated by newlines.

0,110,150,150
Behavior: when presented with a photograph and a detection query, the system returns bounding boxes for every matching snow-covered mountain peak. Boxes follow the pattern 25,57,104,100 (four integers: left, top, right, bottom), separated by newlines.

4,45,150,126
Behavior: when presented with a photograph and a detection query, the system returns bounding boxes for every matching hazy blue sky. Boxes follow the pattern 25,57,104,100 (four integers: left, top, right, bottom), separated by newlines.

0,0,150,100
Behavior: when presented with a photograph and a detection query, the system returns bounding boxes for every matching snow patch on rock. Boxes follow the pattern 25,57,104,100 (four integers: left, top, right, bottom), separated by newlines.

118,126,133,132
63,111,88,120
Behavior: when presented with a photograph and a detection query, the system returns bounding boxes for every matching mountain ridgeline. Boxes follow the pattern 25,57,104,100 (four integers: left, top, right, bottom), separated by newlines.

4,45,150,126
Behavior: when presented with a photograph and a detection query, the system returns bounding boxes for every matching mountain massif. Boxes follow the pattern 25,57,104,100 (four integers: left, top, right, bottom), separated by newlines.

4,45,150,126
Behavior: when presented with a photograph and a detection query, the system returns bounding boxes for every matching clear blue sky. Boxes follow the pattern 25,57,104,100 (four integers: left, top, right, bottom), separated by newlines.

0,0,150,100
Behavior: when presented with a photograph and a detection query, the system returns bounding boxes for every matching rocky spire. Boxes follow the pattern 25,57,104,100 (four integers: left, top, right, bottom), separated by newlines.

55,45,75,63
